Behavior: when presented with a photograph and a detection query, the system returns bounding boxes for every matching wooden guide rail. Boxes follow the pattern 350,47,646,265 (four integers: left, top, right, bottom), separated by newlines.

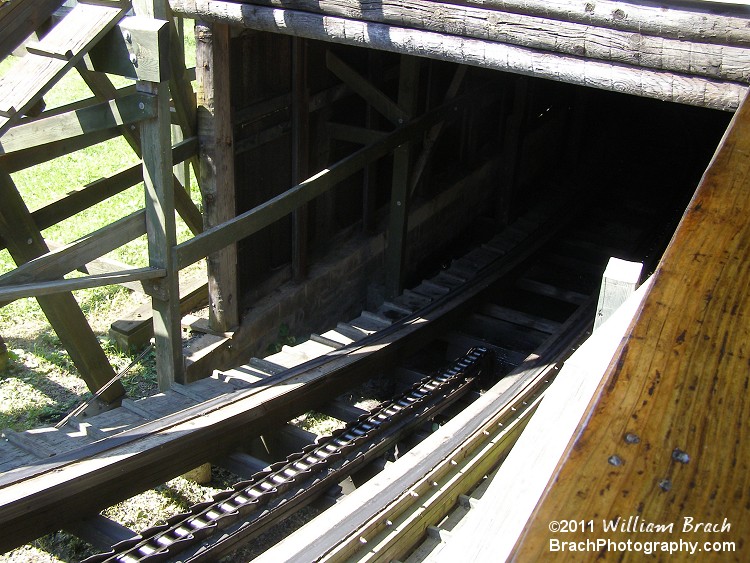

507,91,750,559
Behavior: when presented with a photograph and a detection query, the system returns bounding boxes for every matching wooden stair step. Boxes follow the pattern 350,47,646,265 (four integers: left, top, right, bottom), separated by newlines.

247,357,288,375
432,271,466,289
0,2,127,133
479,303,562,335
349,313,389,334
121,391,197,420
74,407,149,436
65,514,137,552
463,247,500,268
393,289,433,311
375,301,413,322
264,349,308,369
216,364,272,386
285,339,338,360
412,280,451,299
461,313,548,352
64,416,108,441
1,428,57,458
516,278,589,305
0,440,40,472
448,258,481,277
310,333,346,349
318,329,355,346
335,322,369,341
218,452,270,479
441,331,528,367
317,399,369,423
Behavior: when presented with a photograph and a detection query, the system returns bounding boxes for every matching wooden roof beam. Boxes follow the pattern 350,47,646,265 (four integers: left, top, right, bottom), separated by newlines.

170,1,747,111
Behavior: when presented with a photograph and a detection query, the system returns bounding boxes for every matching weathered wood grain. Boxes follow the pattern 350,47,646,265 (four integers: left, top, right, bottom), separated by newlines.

0,0,65,60
169,1,747,111
225,0,750,84
196,22,239,332
513,91,750,561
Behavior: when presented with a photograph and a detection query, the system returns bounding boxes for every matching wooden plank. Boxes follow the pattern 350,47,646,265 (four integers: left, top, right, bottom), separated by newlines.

0,198,575,551
174,85,488,270
196,22,239,332
0,0,65,60
225,0,750,84
109,274,208,352
0,211,146,289
385,55,420,300
292,37,310,282
0,94,156,155
174,1,747,111
593,257,643,330
440,278,651,562
0,268,165,302
325,50,408,125
0,168,123,402
0,2,128,134
514,91,750,560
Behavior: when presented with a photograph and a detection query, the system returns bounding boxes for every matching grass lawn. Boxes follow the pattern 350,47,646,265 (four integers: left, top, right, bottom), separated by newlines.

0,23,231,562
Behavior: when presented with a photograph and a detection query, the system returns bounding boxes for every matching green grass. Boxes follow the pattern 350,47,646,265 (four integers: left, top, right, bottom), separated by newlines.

0,24,262,563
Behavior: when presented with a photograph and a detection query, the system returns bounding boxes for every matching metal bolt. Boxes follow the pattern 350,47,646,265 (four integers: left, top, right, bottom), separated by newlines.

396,200,402,206
138,102,145,111
608,454,624,466
124,30,132,43
672,448,690,464
26,238,32,245
129,53,138,65
658,478,672,492
624,432,640,444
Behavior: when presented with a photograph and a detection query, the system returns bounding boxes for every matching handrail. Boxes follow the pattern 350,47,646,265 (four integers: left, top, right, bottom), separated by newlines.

0,268,166,301
174,86,492,271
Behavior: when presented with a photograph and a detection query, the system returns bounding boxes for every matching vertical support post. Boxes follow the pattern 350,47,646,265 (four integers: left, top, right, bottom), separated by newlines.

292,37,310,282
196,21,239,332
141,80,182,390
135,0,182,389
594,257,643,330
385,55,420,300
362,51,383,235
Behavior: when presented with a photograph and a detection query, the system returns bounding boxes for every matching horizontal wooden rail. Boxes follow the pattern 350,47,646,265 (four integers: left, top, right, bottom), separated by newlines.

0,93,157,155
0,211,146,307
170,1,747,111
0,268,166,302
239,0,750,84
0,137,197,253
174,86,490,270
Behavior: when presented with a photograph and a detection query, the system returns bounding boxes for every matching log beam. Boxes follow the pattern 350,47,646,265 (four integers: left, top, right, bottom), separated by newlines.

196,21,239,332
170,1,747,111
216,0,750,84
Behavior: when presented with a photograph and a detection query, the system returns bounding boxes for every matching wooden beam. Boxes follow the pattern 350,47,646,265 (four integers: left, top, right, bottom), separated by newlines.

0,0,65,60
0,210,146,296
385,55,420,300
87,15,172,82
175,85,488,270
0,167,123,402
134,0,184,389
196,21,238,332
292,37,310,282
593,257,643,330
0,93,157,155
513,90,750,560
172,1,747,111
326,50,408,125
0,268,166,302
0,137,197,253
217,0,750,84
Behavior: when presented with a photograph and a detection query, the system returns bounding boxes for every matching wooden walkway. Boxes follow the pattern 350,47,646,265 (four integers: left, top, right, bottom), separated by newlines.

437,93,750,560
